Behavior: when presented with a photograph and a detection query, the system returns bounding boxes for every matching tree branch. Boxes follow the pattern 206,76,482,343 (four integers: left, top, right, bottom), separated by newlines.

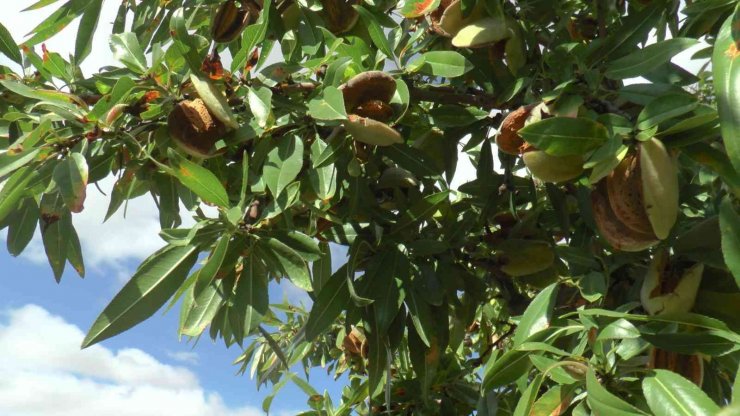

408,85,514,111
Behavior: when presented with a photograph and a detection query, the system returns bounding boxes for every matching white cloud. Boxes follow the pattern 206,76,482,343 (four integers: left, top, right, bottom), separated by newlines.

166,350,200,365
0,304,283,416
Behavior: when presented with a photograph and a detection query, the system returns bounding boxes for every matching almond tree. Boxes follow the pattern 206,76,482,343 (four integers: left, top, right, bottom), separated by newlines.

1,0,740,414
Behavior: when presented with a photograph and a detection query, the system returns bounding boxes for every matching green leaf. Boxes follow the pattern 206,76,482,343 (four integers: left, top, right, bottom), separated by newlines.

605,38,699,79
587,369,648,416
52,153,88,213
0,167,39,225
683,143,740,197
410,51,472,78
247,86,273,128
392,191,449,233
640,331,738,356
512,283,559,347
41,212,70,282
0,21,21,64
587,1,663,64
308,139,337,200
169,7,203,72
0,148,41,179
74,0,103,63
82,244,199,348
366,314,388,399
233,254,269,336
109,32,148,74
6,198,39,257
272,231,322,261
87,76,136,122
263,135,303,198
399,0,441,18
597,318,640,341
230,0,272,72
307,86,347,121
305,265,350,341
261,236,312,291
189,72,240,129
311,242,332,293
0,80,83,113
713,7,740,173
643,369,720,416
66,224,84,278
181,279,225,337
24,0,90,46
362,249,406,333
354,5,396,59
512,373,545,416
193,235,231,297
483,349,532,389
720,198,740,288
636,94,699,130
167,151,230,209
518,117,609,156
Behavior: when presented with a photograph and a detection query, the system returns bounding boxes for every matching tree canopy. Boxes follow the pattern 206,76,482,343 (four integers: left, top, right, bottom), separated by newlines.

1,0,740,414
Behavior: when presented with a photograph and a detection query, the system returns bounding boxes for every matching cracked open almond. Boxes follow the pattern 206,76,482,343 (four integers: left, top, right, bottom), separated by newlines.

167,99,227,158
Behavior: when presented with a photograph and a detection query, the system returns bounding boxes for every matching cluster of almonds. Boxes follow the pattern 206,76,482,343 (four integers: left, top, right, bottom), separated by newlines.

497,104,585,183
280,0,360,35
339,71,403,147
640,250,705,385
428,0,524,70
211,0,262,43
591,138,679,251
498,103,680,253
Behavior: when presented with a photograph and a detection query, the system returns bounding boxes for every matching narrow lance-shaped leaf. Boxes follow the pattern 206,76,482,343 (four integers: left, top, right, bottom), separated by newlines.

181,279,226,337
6,198,39,257
53,153,88,213
409,50,473,78
518,117,609,156
587,369,648,415
190,72,240,129
193,235,231,297
41,212,70,282
166,150,230,209
0,167,39,224
247,86,273,128
261,236,312,291
109,32,148,74
82,244,199,348
362,249,405,333
512,283,559,347
0,21,21,64
66,222,85,278
392,190,449,233
87,76,136,122
605,38,699,79
720,198,740,288
74,0,103,63
642,369,720,416
263,135,304,198
354,5,396,59
233,254,269,336
305,264,350,341
713,6,740,173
